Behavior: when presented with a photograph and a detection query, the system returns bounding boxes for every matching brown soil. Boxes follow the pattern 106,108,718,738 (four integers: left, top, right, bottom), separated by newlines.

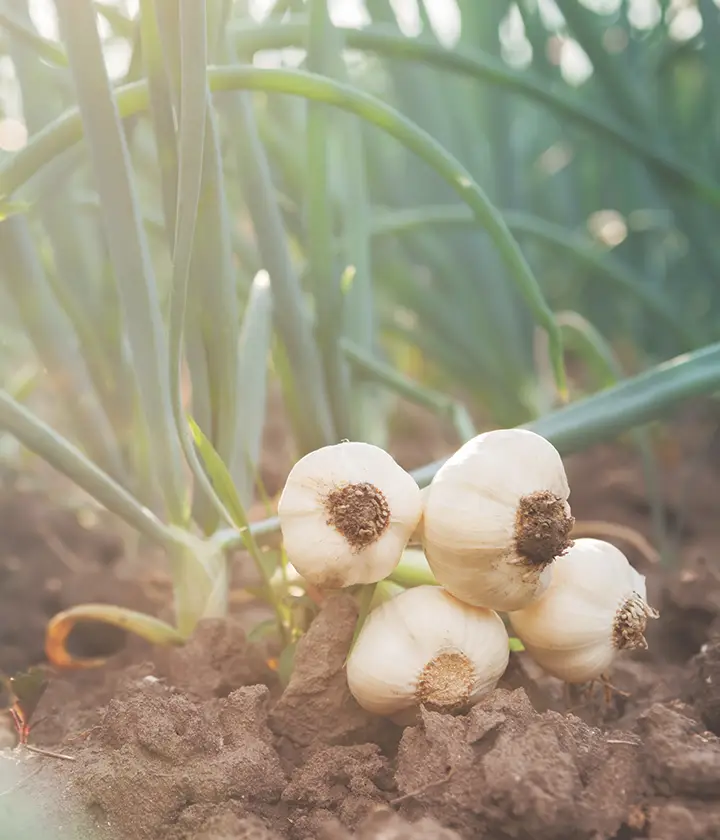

2,401,720,839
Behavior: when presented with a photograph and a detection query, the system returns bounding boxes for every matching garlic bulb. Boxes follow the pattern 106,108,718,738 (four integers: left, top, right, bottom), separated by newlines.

347,585,509,724
422,428,574,612
508,538,659,683
278,441,423,588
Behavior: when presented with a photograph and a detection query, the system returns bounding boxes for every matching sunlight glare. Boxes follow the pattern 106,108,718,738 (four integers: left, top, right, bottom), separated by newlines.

560,38,592,86
669,6,702,41
0,118,27,152
628,0,661,30
587,210,628,249
424,0,460,48
389,0,421,37
28,0,58,40
500,5,533,70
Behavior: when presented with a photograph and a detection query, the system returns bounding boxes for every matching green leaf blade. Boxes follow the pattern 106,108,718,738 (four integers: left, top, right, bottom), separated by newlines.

54,0,187,522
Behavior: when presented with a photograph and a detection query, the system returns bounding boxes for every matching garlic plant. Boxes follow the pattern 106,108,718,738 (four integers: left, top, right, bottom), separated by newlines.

346,585,510,724
278,441,423,588
508,538,660,683
421,429,575,612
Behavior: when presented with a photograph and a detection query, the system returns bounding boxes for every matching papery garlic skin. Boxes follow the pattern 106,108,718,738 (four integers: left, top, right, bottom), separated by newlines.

278,441,423,588
508,538,660,683
422,429,574,612
346,585,509,724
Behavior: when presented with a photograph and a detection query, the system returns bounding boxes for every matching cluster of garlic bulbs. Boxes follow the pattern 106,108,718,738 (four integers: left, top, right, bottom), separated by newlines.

278,430,659,723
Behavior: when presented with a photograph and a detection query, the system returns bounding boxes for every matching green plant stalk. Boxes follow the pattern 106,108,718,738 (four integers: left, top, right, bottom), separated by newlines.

373,253,531,424
369,205,694,349
7,0,142,490
94,0,135,38
0,388,174,548
553,0,720,287
364,0,534,400
556,311,670,563
554,0,652,129
0,216,126,481
184,108,240,495
369,579,405,609
241,67,378,440
156,0,242,537
331,32,379,444
231,270,273,507
414,342,720,487
54,0,187,523
220,38,337,454
342,339,476,443
0,65,566,397
47,603,186,664
17,13,720,210
189,418,288,643
389,549,436,589
0,8,69,66
0,390,233,639
139,0,179,249
229,19,720,209
163,0,238,592
166,526,230,635
458,0,513,203
5,364,40,403
160,0,217,535
306,0,350,438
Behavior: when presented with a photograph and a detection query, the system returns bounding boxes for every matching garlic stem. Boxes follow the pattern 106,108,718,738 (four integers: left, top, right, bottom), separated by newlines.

388,548,437,588
370,579,405,610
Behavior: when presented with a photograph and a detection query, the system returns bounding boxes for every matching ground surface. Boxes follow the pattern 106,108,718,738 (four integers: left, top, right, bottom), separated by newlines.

1,401,720,839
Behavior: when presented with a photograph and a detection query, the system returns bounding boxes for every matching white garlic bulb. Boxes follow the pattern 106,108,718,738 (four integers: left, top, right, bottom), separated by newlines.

508,537,659,683
346,584,509,724
278,441,423,589
422,428,574,612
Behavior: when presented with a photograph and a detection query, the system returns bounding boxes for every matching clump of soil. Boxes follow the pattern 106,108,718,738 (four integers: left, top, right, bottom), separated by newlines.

269,594,395,754
153,618,276,702
689,635,720,735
